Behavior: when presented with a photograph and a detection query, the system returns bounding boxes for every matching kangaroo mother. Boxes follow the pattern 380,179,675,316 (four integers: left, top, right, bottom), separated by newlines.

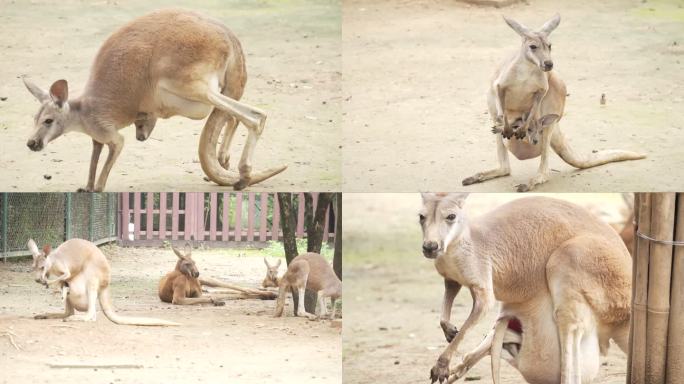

22,9,287,192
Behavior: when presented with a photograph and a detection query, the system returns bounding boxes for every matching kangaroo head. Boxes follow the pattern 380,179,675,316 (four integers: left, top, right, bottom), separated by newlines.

504,14,560,72
526,113,560,145
23,78,79,152
172,243,199,278
262,258,282,288
419,193,470,259
27,239,51,285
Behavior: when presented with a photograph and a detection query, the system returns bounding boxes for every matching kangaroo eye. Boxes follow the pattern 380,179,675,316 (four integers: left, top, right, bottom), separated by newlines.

529,45,538,50
446,214,456,221
44,119,53,125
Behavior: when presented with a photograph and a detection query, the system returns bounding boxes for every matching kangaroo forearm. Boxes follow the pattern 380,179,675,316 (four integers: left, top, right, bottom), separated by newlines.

441,280,461,324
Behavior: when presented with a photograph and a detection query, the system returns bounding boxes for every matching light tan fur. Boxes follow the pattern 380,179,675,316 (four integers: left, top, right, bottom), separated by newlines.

262,257,282,288
462,14,645,192
27,238,179,326
272,253,342,320
158,244,225,306
419,194,631,384
22,9,286,192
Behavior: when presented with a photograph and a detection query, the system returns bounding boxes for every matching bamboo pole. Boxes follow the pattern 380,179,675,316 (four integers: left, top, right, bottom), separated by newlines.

666,193,684,383
630,193,651,384
626,193,638,384
645,193,675,384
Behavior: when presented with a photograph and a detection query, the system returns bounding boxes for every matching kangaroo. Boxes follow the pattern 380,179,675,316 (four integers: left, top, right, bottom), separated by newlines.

22,9,287,192
27,238,179,326
262,258,282,288
273,253,342,320
419,193,631,384
462,14,645,192
158,244,225,306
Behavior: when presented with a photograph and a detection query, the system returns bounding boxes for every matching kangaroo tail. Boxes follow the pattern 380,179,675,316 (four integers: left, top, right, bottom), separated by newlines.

551,130,646,169
490,318,509,384
99,287,180,326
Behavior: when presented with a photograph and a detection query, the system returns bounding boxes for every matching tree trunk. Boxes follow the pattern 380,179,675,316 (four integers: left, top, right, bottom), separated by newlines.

307,193,334,253
333,193,342,279
277,193,298,264
277,193,300,314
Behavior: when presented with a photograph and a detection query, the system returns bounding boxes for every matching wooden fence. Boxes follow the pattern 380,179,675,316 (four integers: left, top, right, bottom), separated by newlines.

118,192,335,247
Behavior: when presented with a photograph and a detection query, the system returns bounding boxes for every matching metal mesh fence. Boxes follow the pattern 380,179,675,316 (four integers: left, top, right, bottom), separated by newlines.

1,193,117,258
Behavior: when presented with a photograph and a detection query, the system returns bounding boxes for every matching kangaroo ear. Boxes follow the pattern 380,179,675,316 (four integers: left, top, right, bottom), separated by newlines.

447,193,470,208
264,258,271,267
49,79,69,108
23,78,50,103
539,114,560,127
172,246,185,259
27,239,40,258
539,13,561,36
42,244,52,255
183,242,192,258
503,16,532,38
275,259,281,268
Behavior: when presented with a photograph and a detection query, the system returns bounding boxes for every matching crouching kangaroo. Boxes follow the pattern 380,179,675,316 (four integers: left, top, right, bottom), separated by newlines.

462,14,644,192
22,9,287,192
272,254,341,320
419,194,631,384
158,244,225,306
27,238,179,326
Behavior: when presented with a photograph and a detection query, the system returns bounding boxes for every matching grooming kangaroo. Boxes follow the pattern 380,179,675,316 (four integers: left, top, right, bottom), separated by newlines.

23,9,287,192
272,254,341,320
27,238,179,326
462,14,644,192
158,245,225,306
419,194,631,384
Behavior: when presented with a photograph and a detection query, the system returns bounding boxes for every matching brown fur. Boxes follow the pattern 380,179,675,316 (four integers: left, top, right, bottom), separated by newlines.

419,194,631,383
273,253,342,320
158,245,224,306
23,9,286,191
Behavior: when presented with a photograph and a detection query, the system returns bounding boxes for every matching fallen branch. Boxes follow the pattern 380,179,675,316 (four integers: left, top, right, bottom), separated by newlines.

48,363,143,369
199,277,277,300
1,330,20,350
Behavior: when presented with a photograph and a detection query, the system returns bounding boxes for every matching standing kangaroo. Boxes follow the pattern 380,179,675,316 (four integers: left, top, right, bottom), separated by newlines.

27,238,179,326
419,194,631,384
22,9,287,192
273,253,342,320
462,14,645,192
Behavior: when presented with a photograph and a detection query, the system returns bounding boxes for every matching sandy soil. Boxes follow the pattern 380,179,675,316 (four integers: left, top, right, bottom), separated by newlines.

0,246,341,384
342,193,630,384
0,0,341,192
342,0,684,192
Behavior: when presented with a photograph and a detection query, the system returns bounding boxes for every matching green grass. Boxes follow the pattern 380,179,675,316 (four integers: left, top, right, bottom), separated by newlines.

632,0,684,22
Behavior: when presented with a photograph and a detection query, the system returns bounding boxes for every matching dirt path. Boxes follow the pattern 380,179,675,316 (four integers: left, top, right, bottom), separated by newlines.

0,0,341,191
0,246,341,383
342,193,629,384
342,0,684,192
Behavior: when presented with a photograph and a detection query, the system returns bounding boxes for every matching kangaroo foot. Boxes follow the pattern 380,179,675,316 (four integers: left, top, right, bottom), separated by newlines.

430,357,450,384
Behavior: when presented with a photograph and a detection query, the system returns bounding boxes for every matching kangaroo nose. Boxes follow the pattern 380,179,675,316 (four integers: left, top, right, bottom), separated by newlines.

194,271,200,278
27,139,43,151
543,61,553,70
422,241,439,257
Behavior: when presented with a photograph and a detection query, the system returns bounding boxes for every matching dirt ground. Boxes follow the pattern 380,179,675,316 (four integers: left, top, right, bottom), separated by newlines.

0,0,341,192
342,193,630,384
342,0,684,192
0,246,341,384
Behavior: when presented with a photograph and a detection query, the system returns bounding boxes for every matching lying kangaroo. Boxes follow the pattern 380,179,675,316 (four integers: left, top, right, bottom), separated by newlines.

462,14,645,192
158,244,225,306
419,194,631,384
273,253,342,320
27,238,179,326
23,9,287,192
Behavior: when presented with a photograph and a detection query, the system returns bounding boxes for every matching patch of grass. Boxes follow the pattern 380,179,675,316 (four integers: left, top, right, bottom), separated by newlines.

632,0,684,22
343,228,421,268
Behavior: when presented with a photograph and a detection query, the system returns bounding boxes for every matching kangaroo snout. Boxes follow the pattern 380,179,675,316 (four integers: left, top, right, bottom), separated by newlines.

27,139,43,151
542,60,553,71
193,271,200,278
422,241,439,258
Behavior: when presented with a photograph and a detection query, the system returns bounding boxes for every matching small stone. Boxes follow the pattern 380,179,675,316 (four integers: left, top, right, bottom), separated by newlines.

43,174,52,180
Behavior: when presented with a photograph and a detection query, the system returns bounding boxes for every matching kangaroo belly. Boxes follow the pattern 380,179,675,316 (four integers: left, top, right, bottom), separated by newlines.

506,138,541,160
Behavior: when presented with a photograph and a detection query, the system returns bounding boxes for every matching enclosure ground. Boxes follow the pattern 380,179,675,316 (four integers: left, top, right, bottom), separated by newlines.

343,0,684,191
342,193,629,384
0,246,341,384
0,0,341,191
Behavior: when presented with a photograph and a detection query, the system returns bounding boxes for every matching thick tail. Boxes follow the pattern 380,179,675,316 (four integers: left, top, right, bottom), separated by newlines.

199,276,277,299
273,282,288,317
199,106,287,189
490,318,508,384
99,287,180,326
551,130,646,169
